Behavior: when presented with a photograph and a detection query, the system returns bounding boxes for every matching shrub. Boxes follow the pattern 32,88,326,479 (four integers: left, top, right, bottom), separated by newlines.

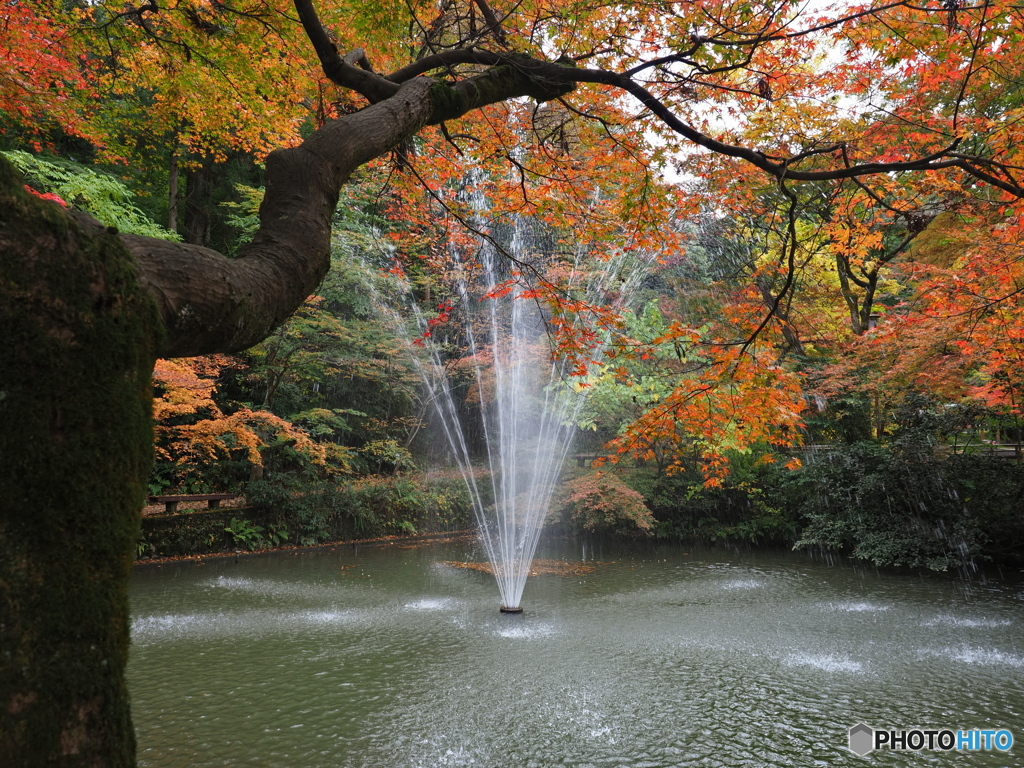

244,471,478,544
794,396,1024,569
550,471,655,535
619,451,802,545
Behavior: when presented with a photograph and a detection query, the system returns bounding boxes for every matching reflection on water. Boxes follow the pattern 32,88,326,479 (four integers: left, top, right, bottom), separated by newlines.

128,541,1024,767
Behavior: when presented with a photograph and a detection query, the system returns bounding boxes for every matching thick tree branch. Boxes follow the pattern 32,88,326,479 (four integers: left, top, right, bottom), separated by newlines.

381,46,996,187
953,157,1024,197
294,0,399,101
469,0,508,47
299,0,1023,189
127,57,574,357
128,78,440,356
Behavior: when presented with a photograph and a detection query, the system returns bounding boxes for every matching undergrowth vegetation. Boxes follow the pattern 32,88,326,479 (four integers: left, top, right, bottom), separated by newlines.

610,394,1024,570
138,471,479,558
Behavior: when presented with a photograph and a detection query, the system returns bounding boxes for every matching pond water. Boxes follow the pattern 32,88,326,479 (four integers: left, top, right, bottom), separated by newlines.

128,538,1024,767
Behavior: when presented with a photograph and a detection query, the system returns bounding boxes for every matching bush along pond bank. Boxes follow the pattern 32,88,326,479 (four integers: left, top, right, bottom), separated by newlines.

138,427,1024,570
605,437,1024,571
136,472,480,560
554,416,1024,571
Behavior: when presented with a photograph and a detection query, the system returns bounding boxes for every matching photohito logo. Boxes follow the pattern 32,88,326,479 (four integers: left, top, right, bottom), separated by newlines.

848,723,1014,755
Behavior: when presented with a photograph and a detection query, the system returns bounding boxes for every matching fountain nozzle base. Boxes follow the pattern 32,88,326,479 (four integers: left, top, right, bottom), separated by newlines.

499,605,523,614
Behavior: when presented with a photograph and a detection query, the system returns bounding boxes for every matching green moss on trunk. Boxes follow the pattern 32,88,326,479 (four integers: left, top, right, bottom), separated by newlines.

0,156,161,766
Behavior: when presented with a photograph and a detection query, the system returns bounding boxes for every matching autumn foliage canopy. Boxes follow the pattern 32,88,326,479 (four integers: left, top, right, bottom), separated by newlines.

3,0,1024,481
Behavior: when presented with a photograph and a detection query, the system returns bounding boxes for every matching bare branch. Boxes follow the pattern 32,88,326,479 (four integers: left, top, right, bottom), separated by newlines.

470,0,509,47
740,178,801,356
952,157,1024,197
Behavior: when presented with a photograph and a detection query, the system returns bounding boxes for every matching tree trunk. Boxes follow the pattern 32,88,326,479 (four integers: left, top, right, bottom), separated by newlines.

0,160,161,766
182,154,215,246
167,150,179,234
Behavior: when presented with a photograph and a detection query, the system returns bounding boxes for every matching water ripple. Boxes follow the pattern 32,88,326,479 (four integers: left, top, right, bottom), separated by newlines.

404,598,460,612
721,578,764,590
783,652,865,674
824,600,890,612
131,608,364,643
129,545,1024,768
494,622,555,639
937,646,1024,666
922,614,1012,628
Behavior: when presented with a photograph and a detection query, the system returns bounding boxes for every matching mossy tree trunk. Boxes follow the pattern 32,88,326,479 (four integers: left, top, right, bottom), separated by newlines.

0,164,160,766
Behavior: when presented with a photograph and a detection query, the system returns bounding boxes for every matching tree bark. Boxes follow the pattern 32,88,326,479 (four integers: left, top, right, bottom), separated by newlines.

0,162,161,767
183,155,217,246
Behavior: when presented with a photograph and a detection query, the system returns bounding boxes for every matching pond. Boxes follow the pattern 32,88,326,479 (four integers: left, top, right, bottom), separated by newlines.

128,538,1024,767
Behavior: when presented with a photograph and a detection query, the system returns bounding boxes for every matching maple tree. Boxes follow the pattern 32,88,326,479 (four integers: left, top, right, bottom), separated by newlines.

549,470,655,535
151,355,327,489
4,0,1024,763
812,208,1024,435
0,1,92,141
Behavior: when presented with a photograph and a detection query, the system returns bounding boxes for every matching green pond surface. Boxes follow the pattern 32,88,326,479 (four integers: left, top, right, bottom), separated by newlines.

128,539,1024,767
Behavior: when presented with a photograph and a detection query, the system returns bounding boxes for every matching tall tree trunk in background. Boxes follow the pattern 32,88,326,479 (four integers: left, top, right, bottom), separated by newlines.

183,154,216,246
0,162,161,767
167,150,179,234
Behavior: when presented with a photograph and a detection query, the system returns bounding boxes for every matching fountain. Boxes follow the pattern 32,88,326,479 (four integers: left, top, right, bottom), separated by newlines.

389,196,651,613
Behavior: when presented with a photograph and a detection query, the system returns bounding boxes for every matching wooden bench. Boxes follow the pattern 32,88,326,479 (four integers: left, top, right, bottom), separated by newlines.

149,493,237,515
